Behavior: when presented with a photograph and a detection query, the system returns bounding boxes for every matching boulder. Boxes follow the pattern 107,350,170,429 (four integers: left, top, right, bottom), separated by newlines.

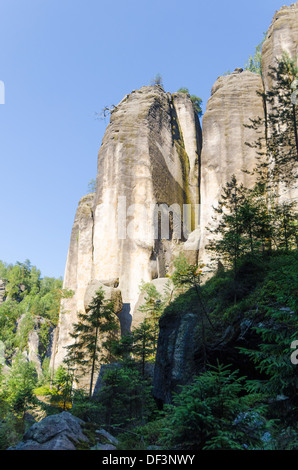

84,279,123,314
9,412,89,450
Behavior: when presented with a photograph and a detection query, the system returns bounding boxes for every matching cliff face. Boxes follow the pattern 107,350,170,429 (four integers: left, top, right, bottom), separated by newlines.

261,2,298,94
199,69,266,264
54,86,202,368
53,3,298,375
261,1,298,202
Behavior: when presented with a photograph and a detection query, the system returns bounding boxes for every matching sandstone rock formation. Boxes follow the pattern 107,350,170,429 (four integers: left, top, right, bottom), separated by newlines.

199,69,266,266
261,1,298,202
261,2,298,93
53,86,202,369
9,412,89,450
153,309,200,405
16,314,55,378
53,3,297,380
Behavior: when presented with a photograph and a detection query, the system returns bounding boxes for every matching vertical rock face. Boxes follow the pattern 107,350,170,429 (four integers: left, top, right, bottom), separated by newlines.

54,193,95,367
199,70,266,264
261,1,298,202
261,2,298,93
54,86,202,368
54,3,297,376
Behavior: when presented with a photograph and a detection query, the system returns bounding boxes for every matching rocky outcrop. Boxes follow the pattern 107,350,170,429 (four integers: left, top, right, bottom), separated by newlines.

53,193,95,368
152,299,263,405
53,3,297,389
261,2,298,93
199,69,266,266
84,279,123,315
261,1,298,202
153,308,200,405
17,314,55,378
53,86,202,369
9,412,89,450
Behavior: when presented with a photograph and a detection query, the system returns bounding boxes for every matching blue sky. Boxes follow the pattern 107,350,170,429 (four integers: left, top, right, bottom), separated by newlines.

0,0,293,279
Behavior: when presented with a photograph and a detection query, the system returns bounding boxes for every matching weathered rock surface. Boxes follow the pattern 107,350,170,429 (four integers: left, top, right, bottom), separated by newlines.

53,3,297,392
153,308,200,405
261,1,298,202
16,314,55,378
262,2,298,94
53,193,95,368
199,69,266,266
9,412,89,450
53,86,202,369
152,302,262,405
84,279,123,314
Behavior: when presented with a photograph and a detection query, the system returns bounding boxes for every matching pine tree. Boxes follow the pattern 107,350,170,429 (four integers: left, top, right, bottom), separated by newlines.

206,175,248,276
64,287,119,397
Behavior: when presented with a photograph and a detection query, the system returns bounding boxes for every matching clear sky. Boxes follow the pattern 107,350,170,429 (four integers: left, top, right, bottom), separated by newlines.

0,0,294,279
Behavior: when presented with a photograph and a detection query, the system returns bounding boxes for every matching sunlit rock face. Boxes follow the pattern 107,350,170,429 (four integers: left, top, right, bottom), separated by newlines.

261,1,298,202
53,86,202,368
262,2,298,93
53,3,298,374
199,69,266,266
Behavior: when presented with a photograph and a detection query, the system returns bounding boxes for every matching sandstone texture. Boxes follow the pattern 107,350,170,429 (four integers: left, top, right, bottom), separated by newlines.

153,309,200,404
199,69,266,266
9,412,89,450
53,86,202,368
53,4,297,383
262,2,298,93
261,1,298,202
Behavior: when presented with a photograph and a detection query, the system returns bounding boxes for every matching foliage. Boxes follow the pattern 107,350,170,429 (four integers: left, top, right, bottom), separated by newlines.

87,178,96,193
64,287,120,397
177,87,203,117
150,73,163,87
244,35,266,75
97,366,155,429
159,363,269,450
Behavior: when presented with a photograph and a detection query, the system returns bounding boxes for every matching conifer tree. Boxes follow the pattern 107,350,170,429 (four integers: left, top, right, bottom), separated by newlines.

64,287,119,397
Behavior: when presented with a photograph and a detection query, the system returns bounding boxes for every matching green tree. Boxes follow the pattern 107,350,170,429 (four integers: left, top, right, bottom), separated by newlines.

271,199,298,251
244,35,266,75
64,287,119,397
177,87,203,117
6,355,38,427
95,366,155,429
206,175,248,277
160,362,268,450
150,73,163,87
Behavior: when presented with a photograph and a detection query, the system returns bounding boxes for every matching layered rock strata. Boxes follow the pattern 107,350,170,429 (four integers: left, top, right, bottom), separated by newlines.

199,69,266,266
53,86,202,368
